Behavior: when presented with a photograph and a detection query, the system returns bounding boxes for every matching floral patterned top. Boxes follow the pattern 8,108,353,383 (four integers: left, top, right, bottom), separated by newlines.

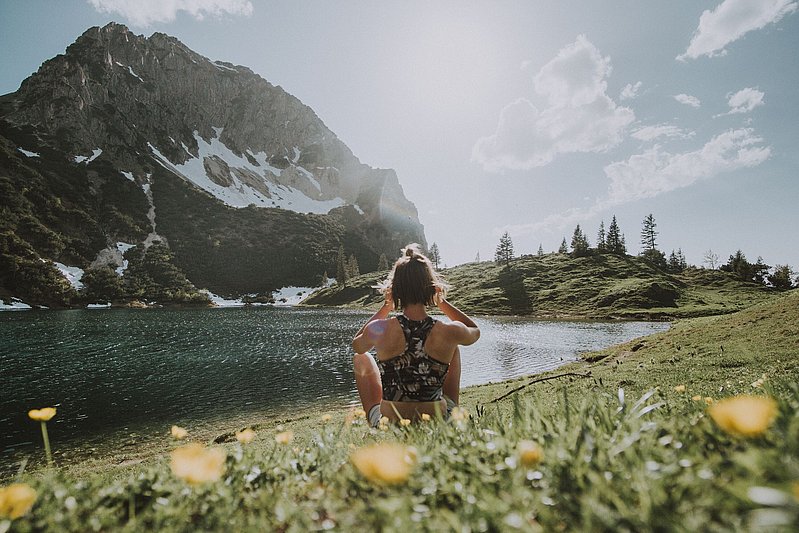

376,315,450,402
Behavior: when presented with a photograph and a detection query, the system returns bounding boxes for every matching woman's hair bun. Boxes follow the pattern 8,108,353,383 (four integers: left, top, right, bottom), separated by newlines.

405,247,415,258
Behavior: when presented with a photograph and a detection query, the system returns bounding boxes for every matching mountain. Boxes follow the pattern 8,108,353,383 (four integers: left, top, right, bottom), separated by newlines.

303,253,778,319
0,23,425,307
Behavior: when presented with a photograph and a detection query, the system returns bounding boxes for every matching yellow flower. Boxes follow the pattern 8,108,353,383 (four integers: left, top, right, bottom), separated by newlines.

28,407,56,422
378,416,389,430
421,413,431,422
692,395,702,401
517,440,544,467
450,407,468,421
704,397,714,404
792,482,799,502
708,395,778,437
321,414,332,423
674,385,686,393
275,430,294,445
170,425,188,440
235,428,256,444
350,443,416,485
0,483,37,519
353,409,366,419
170,443,226,485
400,418,411,427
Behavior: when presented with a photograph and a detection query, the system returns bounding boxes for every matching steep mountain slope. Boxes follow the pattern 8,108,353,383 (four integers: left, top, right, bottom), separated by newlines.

0,23,424,305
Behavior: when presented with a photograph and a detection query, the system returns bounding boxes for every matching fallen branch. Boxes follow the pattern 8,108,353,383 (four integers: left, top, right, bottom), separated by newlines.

487,371,592,404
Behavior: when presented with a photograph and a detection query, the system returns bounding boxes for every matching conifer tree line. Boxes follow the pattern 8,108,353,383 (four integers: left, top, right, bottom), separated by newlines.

490,214,796,289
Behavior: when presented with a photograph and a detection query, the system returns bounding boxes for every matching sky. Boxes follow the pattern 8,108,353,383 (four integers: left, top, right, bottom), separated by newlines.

1,0,798,270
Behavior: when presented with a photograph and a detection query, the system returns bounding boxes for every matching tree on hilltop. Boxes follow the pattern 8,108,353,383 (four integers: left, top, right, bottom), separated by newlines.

596,221,606,252
570,224,590,258
558,238,569,254
606,216,626,255
537,244,544,256
703,249,719,270
768,264,795,290
429,243,441,270
494,232,514,267
667,249,687,273
640,214,658,252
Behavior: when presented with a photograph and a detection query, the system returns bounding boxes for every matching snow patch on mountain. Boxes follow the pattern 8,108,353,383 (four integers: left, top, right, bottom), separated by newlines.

54,262,84,289
148,129,346,214
74,148,102,164
17,148,40,157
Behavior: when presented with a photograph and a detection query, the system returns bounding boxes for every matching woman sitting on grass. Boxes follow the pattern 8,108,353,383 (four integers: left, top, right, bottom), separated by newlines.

352,243,480,426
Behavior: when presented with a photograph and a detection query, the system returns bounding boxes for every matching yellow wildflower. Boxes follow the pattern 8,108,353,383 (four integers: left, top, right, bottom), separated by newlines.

235,428,256,444
378,416,389,430
170,443,226,485
321,414,332,423
517,440,544,467
170,425,188,440
692,395,702,401
275,430,294,445
28,407,56,422
673,385,686,393
350,443,416,485
704,397,714,404
708,395,778,437
353,408,366,419
450,407,468,421
0,483,37,519
400,418,411,427
421,413,431,422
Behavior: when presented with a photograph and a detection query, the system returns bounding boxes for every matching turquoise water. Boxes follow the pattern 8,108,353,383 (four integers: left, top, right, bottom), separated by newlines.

0,307,668,463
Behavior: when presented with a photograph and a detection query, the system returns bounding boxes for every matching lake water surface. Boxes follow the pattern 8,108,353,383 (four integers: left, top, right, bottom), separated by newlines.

1,307,668,464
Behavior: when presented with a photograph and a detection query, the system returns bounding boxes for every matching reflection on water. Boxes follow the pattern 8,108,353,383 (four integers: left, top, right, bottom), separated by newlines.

1,307,668,460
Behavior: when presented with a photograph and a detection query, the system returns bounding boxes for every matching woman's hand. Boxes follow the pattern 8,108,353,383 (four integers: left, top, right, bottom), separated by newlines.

383,288,395,310
433,286,444,307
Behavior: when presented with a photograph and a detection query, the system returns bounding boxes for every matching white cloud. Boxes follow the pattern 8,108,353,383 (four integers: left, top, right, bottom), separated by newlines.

503,128,770,236
726,87,765,114
674,93,701,108
620,81,642,100
87,0,254,27
472,35,634,172
631,124,695,142
605,128,770,204
678,0,797,60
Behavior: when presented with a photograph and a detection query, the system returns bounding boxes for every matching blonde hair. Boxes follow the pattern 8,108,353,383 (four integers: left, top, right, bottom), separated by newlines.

377,243,449,309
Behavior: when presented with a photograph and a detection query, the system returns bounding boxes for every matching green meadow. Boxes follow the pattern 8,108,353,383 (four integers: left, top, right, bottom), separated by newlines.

2,289,797,531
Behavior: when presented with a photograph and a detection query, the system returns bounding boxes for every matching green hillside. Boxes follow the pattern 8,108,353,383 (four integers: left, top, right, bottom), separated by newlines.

303,253,779,319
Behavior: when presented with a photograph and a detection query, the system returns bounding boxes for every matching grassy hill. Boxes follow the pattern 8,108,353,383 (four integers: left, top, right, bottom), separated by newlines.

303,253,779,319
8,287,798,531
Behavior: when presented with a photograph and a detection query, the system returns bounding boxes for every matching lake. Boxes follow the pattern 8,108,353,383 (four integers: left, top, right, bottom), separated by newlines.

0,307,668,466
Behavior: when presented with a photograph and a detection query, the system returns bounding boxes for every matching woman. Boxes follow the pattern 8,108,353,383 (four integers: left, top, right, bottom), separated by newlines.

352,243,480,426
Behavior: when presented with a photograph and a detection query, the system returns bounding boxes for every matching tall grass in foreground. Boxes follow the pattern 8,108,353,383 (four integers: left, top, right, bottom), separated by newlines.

3,385,798,532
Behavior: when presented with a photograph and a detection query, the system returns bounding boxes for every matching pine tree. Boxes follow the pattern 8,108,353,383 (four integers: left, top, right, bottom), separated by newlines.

606,216,626,255
537,244,544,256
494,232,514,267
558,238,569,254
347,254,360,278
570,224,590,258
475,251,481,263
596,221,606,252
640,213,658,252
429,243,441,269
335,245,347,287
768,265,795,290
377,253,389,271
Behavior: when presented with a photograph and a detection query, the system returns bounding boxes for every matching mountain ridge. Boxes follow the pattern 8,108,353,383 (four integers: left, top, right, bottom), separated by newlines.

0,23,426,307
